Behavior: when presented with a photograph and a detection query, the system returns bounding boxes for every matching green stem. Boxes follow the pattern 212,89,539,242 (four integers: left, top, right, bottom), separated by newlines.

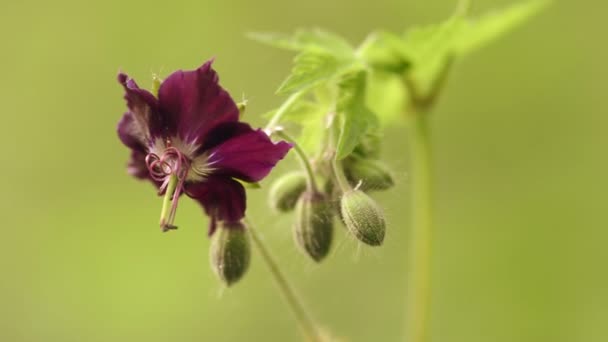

327,118,351,193
330,157,351,193
405,113,433,342
264,91,305,133
246,219,324,342
275,130,320,193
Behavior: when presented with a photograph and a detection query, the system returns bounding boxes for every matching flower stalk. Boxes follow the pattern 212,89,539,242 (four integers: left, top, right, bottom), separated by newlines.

246,219,324,342
274,130,319,193
402,52,451,342
264,91,305,134
404,111,433,342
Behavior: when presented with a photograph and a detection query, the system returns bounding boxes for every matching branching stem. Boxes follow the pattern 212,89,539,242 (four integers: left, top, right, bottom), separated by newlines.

275,130,319,193
264,91,306,133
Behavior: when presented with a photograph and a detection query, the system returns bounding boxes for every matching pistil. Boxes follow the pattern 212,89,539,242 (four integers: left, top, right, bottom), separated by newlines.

146,146,190,232
159,174,179,231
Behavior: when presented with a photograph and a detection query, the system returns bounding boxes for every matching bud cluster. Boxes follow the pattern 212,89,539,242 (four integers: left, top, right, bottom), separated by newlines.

269,131,393,261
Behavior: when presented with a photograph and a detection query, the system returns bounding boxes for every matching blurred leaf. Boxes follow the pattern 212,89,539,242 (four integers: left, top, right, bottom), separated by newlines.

336,71,378,160
251,29,357,94
358,31,411,72
352,129,383,159
249,28,354,58
262,100,319,121
401,17,467,93
277,51,351,94
264,98,328,155
402,0,547,92
453,0,549,56
298,111,329,155
366,70,407,125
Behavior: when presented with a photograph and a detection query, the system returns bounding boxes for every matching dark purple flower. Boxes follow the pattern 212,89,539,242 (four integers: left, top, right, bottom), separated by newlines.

117,59,292,234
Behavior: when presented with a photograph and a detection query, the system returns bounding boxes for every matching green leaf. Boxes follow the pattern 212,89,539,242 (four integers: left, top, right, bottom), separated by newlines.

366,70,407,125
263,98,328,155
336,71,378,160
262,100,319,121
298,114,328,156
402,0,547,63
248,28,354,58
453,0,549,56
277,51,350,94
401,18,467,92
358,31,411,72
400,0,547,94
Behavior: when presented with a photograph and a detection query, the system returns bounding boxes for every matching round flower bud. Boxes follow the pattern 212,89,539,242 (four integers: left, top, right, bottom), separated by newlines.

269,172,308,212
340,190,386,246
344,158,394,192
209,222,251,286
294,191,334,262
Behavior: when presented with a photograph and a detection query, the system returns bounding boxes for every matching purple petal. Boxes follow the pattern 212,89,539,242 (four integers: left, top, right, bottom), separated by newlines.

186,176,246,235
118,73,163,143
206,127,292,183
117,112,146,152
157,59,239,146
198,121,253,152
127,150,149,179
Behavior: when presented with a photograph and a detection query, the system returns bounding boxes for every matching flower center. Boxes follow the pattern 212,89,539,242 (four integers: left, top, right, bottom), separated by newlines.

145,146,191,232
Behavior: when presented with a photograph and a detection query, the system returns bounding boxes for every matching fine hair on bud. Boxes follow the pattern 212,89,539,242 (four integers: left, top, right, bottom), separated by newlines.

294,191,334,262
269,171,308,213
210,222,251,286
340,190,386,246
343,157,394,192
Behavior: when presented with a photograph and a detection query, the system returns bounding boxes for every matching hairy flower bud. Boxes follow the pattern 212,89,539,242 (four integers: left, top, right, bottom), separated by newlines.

210,222,251,286
344,158,394,192
340,190,386,246
269,171,308,212
294,191,334,262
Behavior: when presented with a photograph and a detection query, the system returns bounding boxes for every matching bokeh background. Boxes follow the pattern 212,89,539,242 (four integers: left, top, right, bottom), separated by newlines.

1,0,606,341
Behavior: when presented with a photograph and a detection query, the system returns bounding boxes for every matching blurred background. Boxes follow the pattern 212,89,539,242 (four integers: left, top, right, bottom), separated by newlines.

1,0,606,341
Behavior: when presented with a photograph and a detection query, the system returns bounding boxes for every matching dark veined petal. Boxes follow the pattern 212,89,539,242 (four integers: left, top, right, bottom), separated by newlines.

206,128,292,183
186,176,246,235
198,121,253,152
117,73,163,143
158,59,239,147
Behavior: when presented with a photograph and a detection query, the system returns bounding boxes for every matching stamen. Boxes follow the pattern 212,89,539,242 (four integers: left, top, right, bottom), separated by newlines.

146,146,190,231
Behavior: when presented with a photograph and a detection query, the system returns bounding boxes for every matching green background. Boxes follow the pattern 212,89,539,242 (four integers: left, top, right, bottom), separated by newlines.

1,0,606,341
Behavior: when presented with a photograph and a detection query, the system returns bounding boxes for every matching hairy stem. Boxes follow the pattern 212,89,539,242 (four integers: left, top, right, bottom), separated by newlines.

327,117,351,193
405,113,433,342
264,91,305,133
275,130,319,193
246,219,324,342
